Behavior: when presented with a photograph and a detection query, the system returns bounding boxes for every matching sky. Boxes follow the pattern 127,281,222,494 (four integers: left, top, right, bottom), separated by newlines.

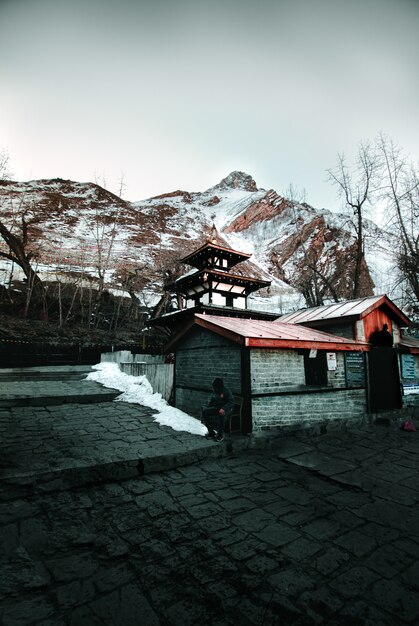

1,0,418,211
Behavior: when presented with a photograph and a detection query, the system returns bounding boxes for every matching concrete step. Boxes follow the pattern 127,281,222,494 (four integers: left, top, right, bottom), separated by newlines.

0,373,92,382
0,365,94,381
0,435,251,494
0,391,120,408
0,377,120,408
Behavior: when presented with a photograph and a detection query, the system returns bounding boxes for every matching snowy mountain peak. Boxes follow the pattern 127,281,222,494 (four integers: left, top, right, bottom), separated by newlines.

0,172,393,319
208,171,259,193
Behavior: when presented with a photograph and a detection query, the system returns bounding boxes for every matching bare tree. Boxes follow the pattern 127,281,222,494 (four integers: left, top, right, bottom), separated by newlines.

327,142,381,299
93,208,118,295
0,161,47,314
0,149,12,181
91,173,129,294
377,133,419,308
285,184,340,306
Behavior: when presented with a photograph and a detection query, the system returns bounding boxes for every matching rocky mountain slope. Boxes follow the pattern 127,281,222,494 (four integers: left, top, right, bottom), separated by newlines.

0,172,395,316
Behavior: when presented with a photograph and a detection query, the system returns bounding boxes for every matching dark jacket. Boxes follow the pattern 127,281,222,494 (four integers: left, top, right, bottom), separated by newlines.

206,385,235,416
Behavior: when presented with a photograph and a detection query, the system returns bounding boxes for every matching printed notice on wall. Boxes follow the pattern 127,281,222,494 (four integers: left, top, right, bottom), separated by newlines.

401,354,416,380
327,352,337,371
345,352,366,388
402,383,419,395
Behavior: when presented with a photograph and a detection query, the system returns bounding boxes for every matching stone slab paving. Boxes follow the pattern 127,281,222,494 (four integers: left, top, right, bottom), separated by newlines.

1,367,418,624
0,365,250,490
1,424,419,625
0,400,248,490
0,367,120,407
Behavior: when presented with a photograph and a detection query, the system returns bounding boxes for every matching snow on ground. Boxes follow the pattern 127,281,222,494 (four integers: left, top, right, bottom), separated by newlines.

87,362,207,436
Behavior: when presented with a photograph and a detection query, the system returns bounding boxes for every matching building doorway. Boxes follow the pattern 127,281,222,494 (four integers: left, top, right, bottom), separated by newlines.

368,347,402,412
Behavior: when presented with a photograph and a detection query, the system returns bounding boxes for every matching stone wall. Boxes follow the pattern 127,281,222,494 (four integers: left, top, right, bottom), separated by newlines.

250,349,305,392
327,352,348,388
250,348,367,432
174,332,369,429
251,389,367,432
250,349,349,392
175,328,241,417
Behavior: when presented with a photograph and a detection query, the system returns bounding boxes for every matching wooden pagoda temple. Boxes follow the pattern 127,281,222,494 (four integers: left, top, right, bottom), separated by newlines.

148,237,276,333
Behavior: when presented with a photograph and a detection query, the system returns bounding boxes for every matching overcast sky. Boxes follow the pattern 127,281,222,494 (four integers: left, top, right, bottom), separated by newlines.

1,0,418,210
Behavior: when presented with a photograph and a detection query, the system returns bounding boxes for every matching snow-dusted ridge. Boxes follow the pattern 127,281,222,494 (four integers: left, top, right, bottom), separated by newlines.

0,170,399,313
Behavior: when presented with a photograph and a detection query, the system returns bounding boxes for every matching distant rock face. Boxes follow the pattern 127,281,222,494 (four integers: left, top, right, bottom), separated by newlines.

223,190,289,232
209,171,258,193
0,171,387,313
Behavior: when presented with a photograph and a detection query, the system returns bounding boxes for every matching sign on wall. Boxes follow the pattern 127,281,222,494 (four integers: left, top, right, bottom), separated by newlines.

327,352,337,371
345,352,366,388
402,383,419,395
400,354,416,380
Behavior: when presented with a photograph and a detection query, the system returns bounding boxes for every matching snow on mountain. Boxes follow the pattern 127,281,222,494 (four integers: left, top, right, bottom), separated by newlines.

0,171,397,315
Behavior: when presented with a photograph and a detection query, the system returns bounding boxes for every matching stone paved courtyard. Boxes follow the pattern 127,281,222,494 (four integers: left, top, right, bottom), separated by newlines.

1,367,418,624
1,423,419,625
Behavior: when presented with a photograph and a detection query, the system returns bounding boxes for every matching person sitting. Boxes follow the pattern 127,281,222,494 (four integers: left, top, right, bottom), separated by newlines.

202,378,235,442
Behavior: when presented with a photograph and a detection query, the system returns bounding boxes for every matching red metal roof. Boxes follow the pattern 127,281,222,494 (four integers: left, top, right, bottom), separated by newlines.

278,295,410,326
187,314,369,351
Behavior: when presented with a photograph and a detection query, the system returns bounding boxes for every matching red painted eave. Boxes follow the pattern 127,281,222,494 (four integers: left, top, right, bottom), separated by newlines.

358,295,410,325
245,337,368,351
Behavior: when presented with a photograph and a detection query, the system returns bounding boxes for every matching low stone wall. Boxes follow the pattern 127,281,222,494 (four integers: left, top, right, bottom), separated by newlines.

402,394,419,411
251,388,367,432
175,387,208,419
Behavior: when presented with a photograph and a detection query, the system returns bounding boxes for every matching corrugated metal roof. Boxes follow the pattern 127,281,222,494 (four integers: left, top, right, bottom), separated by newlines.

399,336,419,353
278,295,386,324
194,314,369,349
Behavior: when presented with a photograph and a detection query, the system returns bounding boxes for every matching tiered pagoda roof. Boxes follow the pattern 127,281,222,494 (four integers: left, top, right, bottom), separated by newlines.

148,235,274,333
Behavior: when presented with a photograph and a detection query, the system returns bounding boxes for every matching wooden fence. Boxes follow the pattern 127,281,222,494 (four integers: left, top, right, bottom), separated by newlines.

119,362,174,401
100,351,173,400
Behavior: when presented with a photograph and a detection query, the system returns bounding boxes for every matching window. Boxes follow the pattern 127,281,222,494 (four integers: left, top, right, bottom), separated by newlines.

212,292,224,305
304,350,328,386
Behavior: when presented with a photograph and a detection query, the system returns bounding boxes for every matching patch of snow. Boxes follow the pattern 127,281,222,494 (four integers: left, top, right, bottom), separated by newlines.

202,189,266,229
87,362,207,436
175,267,198,281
